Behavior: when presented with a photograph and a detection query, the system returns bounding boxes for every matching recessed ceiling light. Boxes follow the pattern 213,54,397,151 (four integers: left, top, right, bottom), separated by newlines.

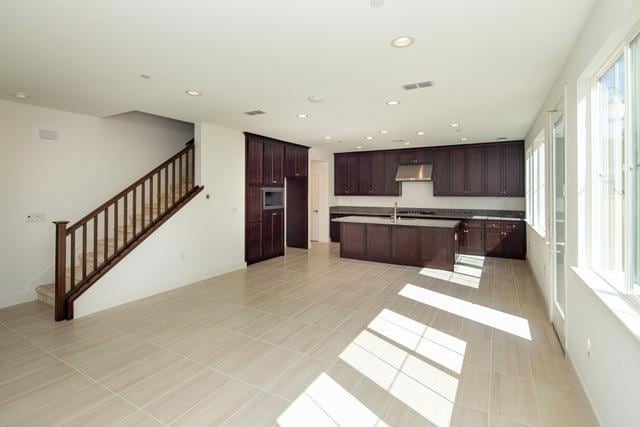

140,74,151,79
308,95,325,103
417,131,425,136
13,92,29,99
380,130,389,134
296,114,308,119
391,36,414,48
324,136,332,140
450,122,460,128
365,136,374,140
185,90,201,96
356,145,363,149
461,137,468,141
404,142,411,146
386,100,400,106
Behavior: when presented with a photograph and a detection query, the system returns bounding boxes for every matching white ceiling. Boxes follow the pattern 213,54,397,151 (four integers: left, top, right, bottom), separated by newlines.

0,0,595,151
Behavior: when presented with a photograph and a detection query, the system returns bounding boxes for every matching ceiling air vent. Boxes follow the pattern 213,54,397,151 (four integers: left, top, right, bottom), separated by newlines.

402,81,434,91
244,110,266,116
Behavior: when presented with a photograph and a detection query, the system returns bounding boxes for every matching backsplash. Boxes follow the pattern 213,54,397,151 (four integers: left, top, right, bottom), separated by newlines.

333,181,525,211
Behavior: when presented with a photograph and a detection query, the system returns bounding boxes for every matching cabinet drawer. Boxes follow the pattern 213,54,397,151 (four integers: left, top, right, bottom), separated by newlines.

462,220,483,230
485,221,503,230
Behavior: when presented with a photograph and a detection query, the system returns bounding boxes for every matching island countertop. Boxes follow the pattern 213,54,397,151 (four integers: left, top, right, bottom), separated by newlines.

332,215,460,229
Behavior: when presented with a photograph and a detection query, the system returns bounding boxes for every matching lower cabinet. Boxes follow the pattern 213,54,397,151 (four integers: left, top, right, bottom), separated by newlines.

340,223,367,259
262,209,284,259
245,221,263,263
392,226,422,266
366,224,392,263
459,220,485,255
481,220,526,259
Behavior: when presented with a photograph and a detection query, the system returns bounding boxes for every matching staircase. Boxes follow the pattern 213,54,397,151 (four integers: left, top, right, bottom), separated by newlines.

37,140,203,320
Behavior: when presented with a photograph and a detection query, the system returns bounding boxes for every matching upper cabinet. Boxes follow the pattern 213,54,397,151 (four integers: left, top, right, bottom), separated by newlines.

335,151,400,196
334,141,524,197
246,137,264,186
285,145,308,178
263,141,285,186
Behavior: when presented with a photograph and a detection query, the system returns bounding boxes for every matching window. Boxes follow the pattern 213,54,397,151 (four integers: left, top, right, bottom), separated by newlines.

526,131,546,236
593,55,626,289
589,36,640,299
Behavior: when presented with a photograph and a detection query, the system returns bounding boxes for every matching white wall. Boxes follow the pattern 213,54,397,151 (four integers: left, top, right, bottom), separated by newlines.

75,122,246,317
0,100,193,308
334,181,525,211
309,147,332,243
524,0,640,425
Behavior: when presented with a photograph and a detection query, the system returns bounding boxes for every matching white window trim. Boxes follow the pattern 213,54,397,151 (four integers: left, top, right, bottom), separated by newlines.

526,131,546,238
587,32,640,308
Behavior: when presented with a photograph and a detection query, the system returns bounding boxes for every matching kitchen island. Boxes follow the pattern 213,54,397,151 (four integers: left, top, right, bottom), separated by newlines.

332,216,460,271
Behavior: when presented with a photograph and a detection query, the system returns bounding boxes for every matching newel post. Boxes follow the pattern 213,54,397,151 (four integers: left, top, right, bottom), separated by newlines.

54,221,69,321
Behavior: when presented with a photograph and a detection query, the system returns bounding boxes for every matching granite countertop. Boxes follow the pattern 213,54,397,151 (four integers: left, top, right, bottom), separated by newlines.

332,215,461,229
330,206,525,222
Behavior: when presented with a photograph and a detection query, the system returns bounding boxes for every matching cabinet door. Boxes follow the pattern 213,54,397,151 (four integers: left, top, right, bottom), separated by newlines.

460,220,484,255
433,149,450,195
392,226,422,266
484,222,504,256
263,141,284,185
484,145,503,196
398,150,417,165
421,228,454,270
502,221,526,258
370,152,386,195
334,155,348,195
263,209,284,258
359,153,372,195
449,148,467,196
384,152,401,196
246,137,263,185
346,154,360,195
296,148,308,177
246,186,262,222
366,224,392,262
466,146,485,195
503,143,525,196
246,221,262,262
415,148,433,165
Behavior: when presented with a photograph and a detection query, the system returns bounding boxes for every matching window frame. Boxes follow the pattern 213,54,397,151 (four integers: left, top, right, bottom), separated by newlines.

589,36,640,303
525,130,546,238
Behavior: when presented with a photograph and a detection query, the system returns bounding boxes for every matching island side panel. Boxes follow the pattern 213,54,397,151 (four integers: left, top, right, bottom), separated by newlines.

366,224,392,263
392,226,423,267
420,227,456,271
340,222,367,260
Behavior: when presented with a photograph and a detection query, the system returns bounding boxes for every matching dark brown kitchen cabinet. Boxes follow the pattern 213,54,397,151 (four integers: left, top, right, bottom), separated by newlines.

285,145,308,178
503,143,525,196
484,142,524,197
466,146,485,195
459,220,484,255
246,138,263,185
262,209,284,258
245,133,309,265
334,153,360,195
483,220,526,259
359,153,372,194
420,227,458,270
358,152,386,195
433,149,451,196
263,141,284,186
384,152,402,196
449,148,467,196
367,224,392,263
398,148,432,165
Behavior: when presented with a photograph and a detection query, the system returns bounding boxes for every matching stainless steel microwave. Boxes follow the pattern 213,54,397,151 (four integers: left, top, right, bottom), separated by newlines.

262,187,284,210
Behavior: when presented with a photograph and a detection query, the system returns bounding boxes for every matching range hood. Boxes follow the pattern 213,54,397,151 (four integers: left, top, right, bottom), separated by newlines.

395,163,433,182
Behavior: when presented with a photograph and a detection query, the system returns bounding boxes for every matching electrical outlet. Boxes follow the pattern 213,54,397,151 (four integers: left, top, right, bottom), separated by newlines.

26,213,46,224
586,338,591,358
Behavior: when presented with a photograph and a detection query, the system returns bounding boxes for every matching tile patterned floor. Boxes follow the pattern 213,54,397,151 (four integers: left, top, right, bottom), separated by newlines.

0,243,598,426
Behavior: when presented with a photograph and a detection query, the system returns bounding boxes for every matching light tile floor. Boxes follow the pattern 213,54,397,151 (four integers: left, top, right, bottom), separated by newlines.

0,243,598,426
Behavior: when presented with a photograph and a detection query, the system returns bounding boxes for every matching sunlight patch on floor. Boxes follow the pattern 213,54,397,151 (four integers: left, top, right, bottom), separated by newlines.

277,373,387,427
399,283,532,340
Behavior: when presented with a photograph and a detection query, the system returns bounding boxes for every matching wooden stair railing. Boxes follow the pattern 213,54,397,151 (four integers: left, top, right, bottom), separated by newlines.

53,140,203,320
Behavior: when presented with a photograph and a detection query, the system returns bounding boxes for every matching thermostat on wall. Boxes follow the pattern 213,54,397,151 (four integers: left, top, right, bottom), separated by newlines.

38,130,58,140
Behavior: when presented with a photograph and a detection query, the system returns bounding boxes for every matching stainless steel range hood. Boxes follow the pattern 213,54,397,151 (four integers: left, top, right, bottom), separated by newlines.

395,164,433,182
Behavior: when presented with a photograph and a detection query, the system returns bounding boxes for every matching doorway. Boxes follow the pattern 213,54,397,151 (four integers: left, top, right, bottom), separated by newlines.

550,108,566,350
310,174,320,241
